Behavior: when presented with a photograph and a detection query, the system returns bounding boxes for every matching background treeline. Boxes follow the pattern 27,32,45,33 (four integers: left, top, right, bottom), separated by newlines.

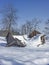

0,5,49,40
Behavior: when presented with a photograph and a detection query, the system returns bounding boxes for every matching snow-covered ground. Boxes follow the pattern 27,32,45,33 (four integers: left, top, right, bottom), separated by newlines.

0,35,49,65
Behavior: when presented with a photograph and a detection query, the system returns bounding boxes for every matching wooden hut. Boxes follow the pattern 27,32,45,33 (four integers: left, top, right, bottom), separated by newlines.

28,30,41,38
6,32,26,47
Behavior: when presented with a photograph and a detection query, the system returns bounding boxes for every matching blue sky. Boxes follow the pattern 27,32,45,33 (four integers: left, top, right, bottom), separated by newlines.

0,0,49,31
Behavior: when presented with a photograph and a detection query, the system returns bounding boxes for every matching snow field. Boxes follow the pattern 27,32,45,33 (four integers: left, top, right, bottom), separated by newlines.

0,35,49,65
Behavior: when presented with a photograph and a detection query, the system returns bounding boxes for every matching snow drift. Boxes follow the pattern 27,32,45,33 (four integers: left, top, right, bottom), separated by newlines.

0,34,49,65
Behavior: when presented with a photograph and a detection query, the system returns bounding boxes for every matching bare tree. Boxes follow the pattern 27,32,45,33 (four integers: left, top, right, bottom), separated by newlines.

44,19,49,39
2,5,17,33
21,24,26,35
21,21,32,35
21,18,41,35
25,21,32,34
31,18,41,31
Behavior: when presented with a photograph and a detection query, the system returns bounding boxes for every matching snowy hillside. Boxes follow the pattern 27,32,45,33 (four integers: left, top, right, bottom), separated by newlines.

13,34,47,47
0,35,49,65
